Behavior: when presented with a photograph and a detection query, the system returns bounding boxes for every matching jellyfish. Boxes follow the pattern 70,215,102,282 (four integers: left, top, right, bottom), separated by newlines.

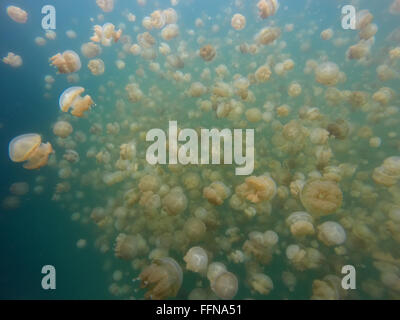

236,175,277,203
63,149,80,164
23,142,53,170
163,8,178,24
203,181,231,205
257,0,279,19
254,65,272,83
315,62,340,86
255,27,281,45
321,29,334,40
88,59,105,75
53,121,73,138
286,211,315,237
317,221,346,246
161,24,179,41
6,6,28,23
138,257,183,299
35,37,47,46
150,10,166,29
249,273,273,295
211,271,238,300
114,233,148,260
188,82,207,97
300,179,343,217
184,247,208,274
96,0,114,12
231,14,246,30
162,187,188,215
91,23,122,46
10,182,29,196
199,45,216,62
45,30,57,40
66,30,77,39
2,53,23,68
183,218,206,241
50,50,81,74
9,134,42,163
59,87,94,117
311,275,346,300
246,108,262,122
81,42,102,58
390,0,400,15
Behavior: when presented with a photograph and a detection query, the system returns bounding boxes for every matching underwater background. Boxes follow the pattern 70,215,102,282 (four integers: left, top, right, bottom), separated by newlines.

0,0,400,300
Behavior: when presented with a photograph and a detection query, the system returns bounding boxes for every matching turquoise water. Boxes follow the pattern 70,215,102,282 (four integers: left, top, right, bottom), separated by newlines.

1,0,400,300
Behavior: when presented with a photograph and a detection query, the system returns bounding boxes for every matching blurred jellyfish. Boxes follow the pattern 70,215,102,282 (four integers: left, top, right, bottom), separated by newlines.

317,221,346,246
211,271,238,300
59,87,94,117
199,44,216,61
96,0,114,12
45,30,57,40
10,182,29,196
6,6,28,23
2,196,20,210
321,28,334,40
35,37,47,46
2,53,22,68
184,247,208,274
88,59,105,75
255,27,281,45
53,121,73,138
50,50,81,74
139,257,183,299
66,30,77,39
63,150,80,164
236,175,277,203
390,0,400,15
257,0,279,19
231,14,246,30
161,24,179,40
81,42,102,58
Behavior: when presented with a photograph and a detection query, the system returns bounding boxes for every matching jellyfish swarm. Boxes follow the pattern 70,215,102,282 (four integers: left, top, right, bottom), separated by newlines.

50,50,81,74
9,134,53,170
59,87,94,118
6,6,28,23
138,257,183,299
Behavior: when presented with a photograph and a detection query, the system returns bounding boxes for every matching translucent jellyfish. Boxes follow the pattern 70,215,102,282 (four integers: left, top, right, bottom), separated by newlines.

96,0,114,12
286,211,315,237
231,14,246,30
9,134,41,163
288,82,302,97
6,6,28,23
184,247,208,274
203,181,231,205
81,42,102,58
390,0,400,15
138,257,183,299
359,23,377,40
246,108,262,122
66,30,77,39
34,37,46,46
321,28,334,40
91,23,122,46
255,65,272,82
346,42,370,60
88,59,105,75
162,187,187,215
300,179,343,217
184,217,206,241
355,10,373,30
150,10,166,29
63,149,80,164
50,50,81,74
327,119,349,140
199,44,216,62
114,233,148,260
249,273,273,295
10,182,29,196
59,87,94,117
257,0,279,19
45,30,57,40
163,8,178,24
188,82,207,97
211,271,238,300
2,196,20,210
311,275,346,300
317,221,346,246
2,53,23,68
255,27,281,45
53,121,73,138
315,62,340,86
126,83,143,103
161,24,179,40
236,175,277,203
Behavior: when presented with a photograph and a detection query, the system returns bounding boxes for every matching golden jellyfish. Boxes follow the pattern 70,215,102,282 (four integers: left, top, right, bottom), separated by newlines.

150,10,166,29
300,179,343,217
255,65,272,83
236,175,276,203
96,0,114,12
34,37,47,46
317,221,346,246
114,233,148,260
2,52,22,68
359,23,378,40
311,275,346,300
50,50,81,74
255,27,281,45
161,24,179,41
184,247,208,274
91,23,122,46
184,218,206,241
9,134,41,163
327,119,349,140
286,211,315,237
231,14,246,30
257,0,279,19
249,273,274,295
390,0,400,15
163,8,178,24
203,181,231,205
6,6,28,23
81,42,102,58
88,59,105,76
45,30,57,40
66,30,77,39
162,187,188,215
23,142,53,170
346,42,369,60
288,82,302,97
59,87,94,117
189,82,207,97
199,44,216,62
53,120,73,138
138,257,183,300
321,28,334,40
315,62,340,86
245,108,262,122
211,271,238,300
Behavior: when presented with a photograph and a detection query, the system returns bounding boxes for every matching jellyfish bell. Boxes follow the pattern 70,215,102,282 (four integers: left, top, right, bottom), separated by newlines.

138,257,183,299
231,14,246,30
9,134,42,163
2,53,23,68
184,246,208,274
59,87,95,117
211,271,238,300
257,0,279,19
23,142,53,170
6,6,28,23
50,50,81,74
53,120,73,138
317,221,346,246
